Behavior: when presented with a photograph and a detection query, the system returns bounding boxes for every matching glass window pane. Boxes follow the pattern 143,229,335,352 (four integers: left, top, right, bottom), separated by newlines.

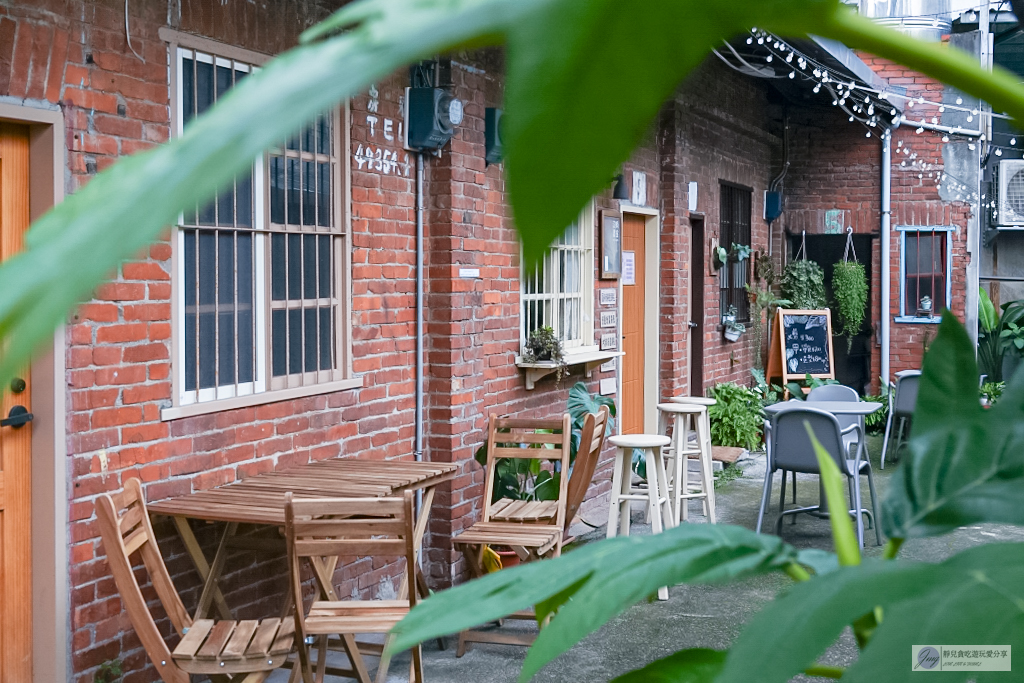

318,235,331,297
319,306,333,370
270,156,284,224
287,129,299,151
182,57,194,126
217,183,234,227
196,58,214,116
317,115,331,155
317,162,331,227
272,309,286,377
287,158,300,225
302,123,314,154
906,234,919,275
216,64,232,101
237,232,254,383
271,233,286,301
288,308,302,374
302,160,315,226
198,230,216,388
184,230,197,391
198,197,216,226
303,234,317,299
288,234,302,299
236,169,252,228
304,308,318,372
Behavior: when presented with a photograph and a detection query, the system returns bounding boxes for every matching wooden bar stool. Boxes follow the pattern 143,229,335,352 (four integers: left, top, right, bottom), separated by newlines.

661,400,717,524
607,433,673,600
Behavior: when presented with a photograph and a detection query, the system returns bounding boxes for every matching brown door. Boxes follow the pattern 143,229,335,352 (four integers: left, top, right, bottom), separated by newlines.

689,217,705,396
0,122,33,681
622,213,646,434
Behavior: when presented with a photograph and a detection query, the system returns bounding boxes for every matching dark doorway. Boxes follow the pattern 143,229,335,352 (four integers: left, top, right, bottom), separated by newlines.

787,233,874,395
689,217,705,396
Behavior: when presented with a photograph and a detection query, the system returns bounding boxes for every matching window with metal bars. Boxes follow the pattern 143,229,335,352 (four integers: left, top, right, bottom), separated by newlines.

719,183,752,321
174,44,346,406
900,227,951,319
521,205,594,352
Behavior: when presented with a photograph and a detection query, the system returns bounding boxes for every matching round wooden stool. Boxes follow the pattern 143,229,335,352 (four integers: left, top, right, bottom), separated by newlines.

658,402,717,524
606,434,674,539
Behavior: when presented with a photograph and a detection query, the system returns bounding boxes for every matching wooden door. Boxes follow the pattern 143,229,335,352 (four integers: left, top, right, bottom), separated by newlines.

689,218,705,396
0,122,33,682
622,214,646,434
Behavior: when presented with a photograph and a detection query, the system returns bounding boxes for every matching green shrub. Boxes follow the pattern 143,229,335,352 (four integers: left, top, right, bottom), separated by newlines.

707,382,763,451
831,260,867,352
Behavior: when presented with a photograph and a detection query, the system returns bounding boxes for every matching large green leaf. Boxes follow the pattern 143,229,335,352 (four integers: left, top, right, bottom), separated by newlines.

883,313,1024,538
390,524,800,679
718,542,1024,683
611,649,726,683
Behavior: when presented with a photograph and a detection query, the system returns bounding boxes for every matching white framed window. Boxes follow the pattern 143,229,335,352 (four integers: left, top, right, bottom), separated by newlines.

897,226,952,322
168,37,352,416
521,203,595,354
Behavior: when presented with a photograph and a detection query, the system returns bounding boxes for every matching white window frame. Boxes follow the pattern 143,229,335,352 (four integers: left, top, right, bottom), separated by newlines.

162,31,356,420
896,225,953,323
520,202,596,356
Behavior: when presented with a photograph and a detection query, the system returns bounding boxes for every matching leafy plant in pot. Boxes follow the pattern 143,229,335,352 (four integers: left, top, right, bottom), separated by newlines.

522,325,567,383
722,305,745,342
781,258,827,310
832,259,867,353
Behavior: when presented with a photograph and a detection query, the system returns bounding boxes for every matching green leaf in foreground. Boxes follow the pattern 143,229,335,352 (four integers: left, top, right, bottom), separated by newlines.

611,648,726,683
809,426,861,566
717,542,1024,683
883,312,1024,538
390,524,799,680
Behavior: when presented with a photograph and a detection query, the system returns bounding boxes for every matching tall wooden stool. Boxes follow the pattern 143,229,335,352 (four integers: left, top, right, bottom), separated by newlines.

607,433,673,600
661,400,717,524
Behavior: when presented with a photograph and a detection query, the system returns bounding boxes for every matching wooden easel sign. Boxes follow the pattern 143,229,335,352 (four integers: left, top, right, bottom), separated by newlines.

766,309,835,390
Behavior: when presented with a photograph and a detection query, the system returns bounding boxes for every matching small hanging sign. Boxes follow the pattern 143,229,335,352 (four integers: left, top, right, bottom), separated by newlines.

622,251,636,286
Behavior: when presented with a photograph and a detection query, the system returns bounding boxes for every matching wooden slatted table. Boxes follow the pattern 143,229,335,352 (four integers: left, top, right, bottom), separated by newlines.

149,458,458,622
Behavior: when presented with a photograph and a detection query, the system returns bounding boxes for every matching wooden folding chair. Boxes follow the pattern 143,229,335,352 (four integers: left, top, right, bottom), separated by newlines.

284,491,421,683
95,478,294,683
452,412,574,654
489,407,610,541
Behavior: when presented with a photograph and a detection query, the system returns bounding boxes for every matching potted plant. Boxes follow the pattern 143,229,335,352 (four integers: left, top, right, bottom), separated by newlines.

713,242,752,270
781,258,827,309
522,325,567,382
722,305,745,342
832,259,868,352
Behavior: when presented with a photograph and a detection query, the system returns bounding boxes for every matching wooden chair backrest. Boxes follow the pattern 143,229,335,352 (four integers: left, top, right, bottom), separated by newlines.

95,478,192,683
564,406,610,531
284,491,417,645
481,413,573,530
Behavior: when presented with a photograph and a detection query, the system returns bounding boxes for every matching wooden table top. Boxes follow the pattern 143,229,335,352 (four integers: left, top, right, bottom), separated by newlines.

148,459,459,525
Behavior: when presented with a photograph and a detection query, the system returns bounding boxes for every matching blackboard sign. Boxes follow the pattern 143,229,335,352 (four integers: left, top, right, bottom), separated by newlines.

782,313,831,375
766,309,835,388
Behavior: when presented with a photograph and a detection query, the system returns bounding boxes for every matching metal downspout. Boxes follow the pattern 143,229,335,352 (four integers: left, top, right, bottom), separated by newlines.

882,127,892,385
415,153,425,517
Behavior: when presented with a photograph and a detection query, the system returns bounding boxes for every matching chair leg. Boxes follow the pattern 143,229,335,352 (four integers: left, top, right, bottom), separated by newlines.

411,644,424,683
894,417,907,462
315,635,328,683
375,633,396,683
775,470,789,536
607,449,625,539
866,467,882,546
880,408,895,469
791,470,797,504
851,475,865,549
756,469,773,534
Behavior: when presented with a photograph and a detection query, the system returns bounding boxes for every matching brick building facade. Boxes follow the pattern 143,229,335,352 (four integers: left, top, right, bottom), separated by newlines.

0,1,975,681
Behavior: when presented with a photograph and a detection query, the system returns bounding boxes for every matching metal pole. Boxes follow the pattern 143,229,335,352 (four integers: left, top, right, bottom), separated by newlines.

881,127,892,386
415,152,425,520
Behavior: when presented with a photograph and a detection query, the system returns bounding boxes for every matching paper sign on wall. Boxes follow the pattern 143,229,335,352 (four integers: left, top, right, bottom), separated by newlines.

600,311,617,328
632,171,647,206
600,333,618,350
599,378,617,396
599,288,617,306
600,360,616,372
622,251,636,286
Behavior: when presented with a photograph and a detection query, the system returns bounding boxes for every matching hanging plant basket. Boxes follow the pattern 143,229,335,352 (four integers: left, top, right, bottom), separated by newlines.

832,229,868,353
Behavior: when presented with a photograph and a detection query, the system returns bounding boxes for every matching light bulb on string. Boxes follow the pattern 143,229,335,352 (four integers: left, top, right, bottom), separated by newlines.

956,97,963,104
1012,138,1017,145
747,36,753,44
967,115,973,122
788,71,795,79
996,148,1003,156
757,37,764,44
766,55,773,62
866,131,872,138
916,127,924,134
813,85,821,93
942,135,950,142
849,115,855,122
939,105,945,112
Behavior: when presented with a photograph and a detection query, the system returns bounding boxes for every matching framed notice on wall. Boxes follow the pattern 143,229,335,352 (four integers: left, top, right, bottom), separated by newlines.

600,211,621,279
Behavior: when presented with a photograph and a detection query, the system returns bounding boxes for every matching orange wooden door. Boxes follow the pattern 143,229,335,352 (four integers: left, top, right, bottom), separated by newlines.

0,122,33,682
621,214,645,434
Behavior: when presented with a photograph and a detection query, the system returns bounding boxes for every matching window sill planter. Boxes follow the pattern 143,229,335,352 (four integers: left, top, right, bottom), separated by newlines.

723,327,743,342
515,349,623,390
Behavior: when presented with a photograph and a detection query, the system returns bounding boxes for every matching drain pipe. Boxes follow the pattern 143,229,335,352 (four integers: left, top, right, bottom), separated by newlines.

881,127,893,386
415,152,425,518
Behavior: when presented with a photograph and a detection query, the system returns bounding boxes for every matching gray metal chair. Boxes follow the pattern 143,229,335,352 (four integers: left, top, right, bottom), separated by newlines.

756,406,881,548
881,371,921,469
807,384,863,457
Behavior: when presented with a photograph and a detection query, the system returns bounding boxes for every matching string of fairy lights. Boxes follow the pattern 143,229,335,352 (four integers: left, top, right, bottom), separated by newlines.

715,27,1024,206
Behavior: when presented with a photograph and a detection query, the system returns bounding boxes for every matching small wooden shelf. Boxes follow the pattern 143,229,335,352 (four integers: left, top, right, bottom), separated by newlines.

515,350,623,390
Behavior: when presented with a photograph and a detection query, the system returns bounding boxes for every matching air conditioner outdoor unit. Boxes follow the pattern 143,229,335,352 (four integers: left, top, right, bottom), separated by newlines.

998,159,1024,226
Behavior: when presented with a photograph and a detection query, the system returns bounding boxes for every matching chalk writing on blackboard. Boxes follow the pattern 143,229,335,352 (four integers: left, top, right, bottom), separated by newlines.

782,314,831,375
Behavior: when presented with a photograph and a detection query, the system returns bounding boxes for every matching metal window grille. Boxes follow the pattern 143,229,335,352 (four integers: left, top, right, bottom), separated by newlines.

176,47,343,405
719,184,751,321
903,229,948,316
522,216,591,350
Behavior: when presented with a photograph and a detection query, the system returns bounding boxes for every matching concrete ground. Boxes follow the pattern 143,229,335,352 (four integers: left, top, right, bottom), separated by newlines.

280,434,1024,682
